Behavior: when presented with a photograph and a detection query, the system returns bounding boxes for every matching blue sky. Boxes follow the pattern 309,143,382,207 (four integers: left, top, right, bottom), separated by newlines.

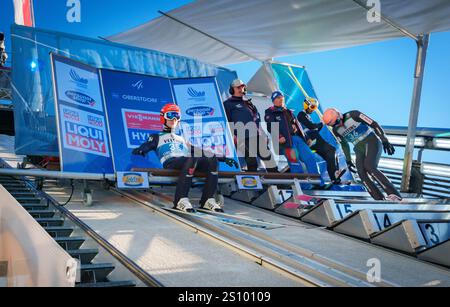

1,0,449,163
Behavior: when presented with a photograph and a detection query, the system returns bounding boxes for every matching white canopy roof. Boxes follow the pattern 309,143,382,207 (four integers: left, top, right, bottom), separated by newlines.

246,64,277,96
108,0,450,65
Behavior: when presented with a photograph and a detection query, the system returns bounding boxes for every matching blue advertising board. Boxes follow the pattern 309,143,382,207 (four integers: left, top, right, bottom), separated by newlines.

100,69,174,171
50,53,114,174
170,77,241,172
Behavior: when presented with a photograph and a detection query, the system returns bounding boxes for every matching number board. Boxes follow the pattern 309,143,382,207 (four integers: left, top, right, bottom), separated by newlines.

372,212,450,232
418,222,450,247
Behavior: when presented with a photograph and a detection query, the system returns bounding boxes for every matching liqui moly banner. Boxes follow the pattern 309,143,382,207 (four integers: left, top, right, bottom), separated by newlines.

59,105,109,157
51,53,114,174
170,77,241,172
100,69,174,171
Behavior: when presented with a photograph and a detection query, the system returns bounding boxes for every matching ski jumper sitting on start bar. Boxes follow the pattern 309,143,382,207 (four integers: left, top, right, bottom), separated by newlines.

132,103,238,213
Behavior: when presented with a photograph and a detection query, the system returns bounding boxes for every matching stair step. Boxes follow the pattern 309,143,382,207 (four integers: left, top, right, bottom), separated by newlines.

0,181,24,185
55,237,85,250
22,203,49,210
10,192,36,197
29,210,55,219
1,177,136,288
1,183,27,188
44,226,74,238
76,280,136,288
79,263,115,283
3,187,33,192
15,197,42,204
35,217,65,227
68,249,98,264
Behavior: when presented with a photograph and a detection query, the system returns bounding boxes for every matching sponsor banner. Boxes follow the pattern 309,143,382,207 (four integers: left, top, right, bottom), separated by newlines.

180,120,230,157
236,175,263,190
100,69,173,171
171,82,224,121
60,105,110,157
51,54,114,174
54,57,104,113
171,78,241,172
116,171,149,189
121,109,161,148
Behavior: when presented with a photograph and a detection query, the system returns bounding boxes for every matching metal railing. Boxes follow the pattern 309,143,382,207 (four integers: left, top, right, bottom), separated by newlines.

378,158,450,199
384,126,450,152
378,126,450,198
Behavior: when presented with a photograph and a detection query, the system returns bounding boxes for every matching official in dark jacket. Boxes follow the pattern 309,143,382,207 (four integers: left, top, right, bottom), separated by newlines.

224,79,277,172
264,91,320,179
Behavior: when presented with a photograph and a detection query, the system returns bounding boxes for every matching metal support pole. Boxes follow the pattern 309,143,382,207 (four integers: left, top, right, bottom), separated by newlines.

0,168,115,181
401,34,430,192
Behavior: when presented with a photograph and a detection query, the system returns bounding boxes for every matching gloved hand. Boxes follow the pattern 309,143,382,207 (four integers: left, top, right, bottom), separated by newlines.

224,158,239,169
317,122,324,131
132,148,146,156
382,138,395,155
346,160,357,173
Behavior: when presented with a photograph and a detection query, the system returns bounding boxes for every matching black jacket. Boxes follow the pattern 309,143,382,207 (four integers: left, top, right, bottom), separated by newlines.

264,106,305,148
224,96,261,137
297,110,324,140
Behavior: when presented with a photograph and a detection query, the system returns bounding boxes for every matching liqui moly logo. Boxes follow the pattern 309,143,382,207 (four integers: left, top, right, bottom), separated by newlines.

63,109,80,122
65,122,107,156
88,115,103,127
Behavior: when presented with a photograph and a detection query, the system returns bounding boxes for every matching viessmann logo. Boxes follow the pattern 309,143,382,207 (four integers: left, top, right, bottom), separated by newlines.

121,173,145,187
186,106,215,117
